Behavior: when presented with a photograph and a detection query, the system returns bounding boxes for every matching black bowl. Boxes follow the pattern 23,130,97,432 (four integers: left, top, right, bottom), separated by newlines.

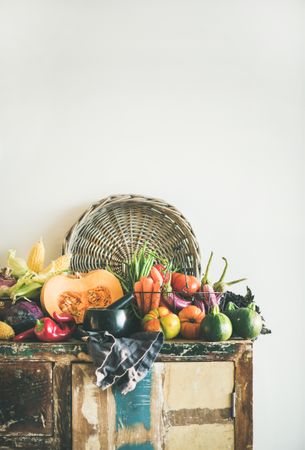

83,308,140,338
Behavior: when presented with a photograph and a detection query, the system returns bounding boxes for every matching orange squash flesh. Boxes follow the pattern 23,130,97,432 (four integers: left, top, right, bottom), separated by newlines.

41,269,123,324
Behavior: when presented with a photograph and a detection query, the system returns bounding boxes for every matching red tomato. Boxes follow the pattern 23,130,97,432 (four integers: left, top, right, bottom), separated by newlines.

171,273,200,295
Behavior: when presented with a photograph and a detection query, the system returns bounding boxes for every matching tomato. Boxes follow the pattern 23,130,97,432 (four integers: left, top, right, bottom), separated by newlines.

142,307,180,340
171,273,200,295
179,305,205,339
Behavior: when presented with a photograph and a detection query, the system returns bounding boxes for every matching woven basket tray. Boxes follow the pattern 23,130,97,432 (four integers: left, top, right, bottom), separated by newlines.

63,194,201,277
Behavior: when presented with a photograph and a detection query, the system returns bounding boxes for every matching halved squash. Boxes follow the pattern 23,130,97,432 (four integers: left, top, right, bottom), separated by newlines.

40,269,123,324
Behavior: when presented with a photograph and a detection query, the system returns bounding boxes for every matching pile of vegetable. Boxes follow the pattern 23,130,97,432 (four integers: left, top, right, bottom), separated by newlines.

0,239,76,342
109,245,269,342
0,239,70,301
0,238,270,344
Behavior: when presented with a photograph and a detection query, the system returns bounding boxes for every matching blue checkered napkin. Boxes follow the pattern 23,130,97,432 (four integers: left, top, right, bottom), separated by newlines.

86,331,164,394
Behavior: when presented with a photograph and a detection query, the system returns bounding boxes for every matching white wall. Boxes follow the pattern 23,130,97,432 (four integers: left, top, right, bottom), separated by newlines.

0,1,304,448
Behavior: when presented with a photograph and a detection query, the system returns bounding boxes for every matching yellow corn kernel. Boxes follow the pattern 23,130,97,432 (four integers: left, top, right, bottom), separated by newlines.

41,254,71,274
27,239,45,273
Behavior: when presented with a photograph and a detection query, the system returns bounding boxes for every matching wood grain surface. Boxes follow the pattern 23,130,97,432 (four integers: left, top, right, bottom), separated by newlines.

0,340,253,450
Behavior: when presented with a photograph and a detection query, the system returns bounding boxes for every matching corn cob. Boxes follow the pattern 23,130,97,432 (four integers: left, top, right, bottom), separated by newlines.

41,254,71,274
0,321,15,340
27,239,45,273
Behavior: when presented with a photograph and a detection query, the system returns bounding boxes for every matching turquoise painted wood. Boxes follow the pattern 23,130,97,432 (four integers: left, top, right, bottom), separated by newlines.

117,444,154,450
113,372,152,432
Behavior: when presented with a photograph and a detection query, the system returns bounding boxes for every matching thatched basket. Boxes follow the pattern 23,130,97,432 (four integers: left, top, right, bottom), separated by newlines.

63,194,201,277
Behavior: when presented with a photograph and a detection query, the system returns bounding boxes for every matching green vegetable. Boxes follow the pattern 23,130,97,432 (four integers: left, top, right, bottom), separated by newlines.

220,287,271,335
109,242,158,293
9,276,42,301
4,248,72,302
7,250,28,278
213,257,246,293
199,305,232,341
225,302,262,339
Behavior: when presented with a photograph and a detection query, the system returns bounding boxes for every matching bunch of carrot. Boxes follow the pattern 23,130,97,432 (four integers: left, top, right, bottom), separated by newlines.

134,266,163,315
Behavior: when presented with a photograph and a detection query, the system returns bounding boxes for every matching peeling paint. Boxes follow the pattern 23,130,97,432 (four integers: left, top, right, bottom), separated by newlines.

161,340,247,357
85,433,101,450
0,339,252,361
117,443,154,450
81,383,99,428
113,372,152,432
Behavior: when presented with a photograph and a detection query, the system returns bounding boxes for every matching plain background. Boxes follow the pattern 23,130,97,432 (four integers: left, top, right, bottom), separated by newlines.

0,1,304,449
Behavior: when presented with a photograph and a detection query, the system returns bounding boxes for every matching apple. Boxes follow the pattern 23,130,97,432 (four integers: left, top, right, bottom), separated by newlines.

142,307,180,340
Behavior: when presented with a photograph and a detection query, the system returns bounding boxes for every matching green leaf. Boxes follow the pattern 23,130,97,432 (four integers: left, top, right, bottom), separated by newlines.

7,250,28,277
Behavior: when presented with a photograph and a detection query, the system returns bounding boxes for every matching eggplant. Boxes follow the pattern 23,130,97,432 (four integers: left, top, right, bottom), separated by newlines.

213,257,246,293
2,299,44,334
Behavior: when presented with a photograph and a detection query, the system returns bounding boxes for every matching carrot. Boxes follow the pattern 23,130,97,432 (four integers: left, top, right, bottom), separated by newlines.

151,281,161,310
150,266,163,285
134,280,143,311
141,276,154,314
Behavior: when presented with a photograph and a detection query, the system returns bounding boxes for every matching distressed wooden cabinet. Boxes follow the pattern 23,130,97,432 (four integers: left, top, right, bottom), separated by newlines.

0,340,252,450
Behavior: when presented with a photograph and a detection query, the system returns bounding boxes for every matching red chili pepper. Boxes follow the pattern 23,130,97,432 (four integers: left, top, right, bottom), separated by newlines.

52,311,75,323
13,327,36,342
14,312,76,342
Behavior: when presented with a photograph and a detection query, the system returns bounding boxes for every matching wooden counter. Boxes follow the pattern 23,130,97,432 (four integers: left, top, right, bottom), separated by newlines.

0,340,253,450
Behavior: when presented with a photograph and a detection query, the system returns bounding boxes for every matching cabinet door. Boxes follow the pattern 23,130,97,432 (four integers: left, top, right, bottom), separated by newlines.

0,362,53,435
0,361,72,450
0,362,53,450
72,361,235,450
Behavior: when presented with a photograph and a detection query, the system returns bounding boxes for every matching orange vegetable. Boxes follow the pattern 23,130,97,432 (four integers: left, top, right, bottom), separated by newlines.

151,281,161,309
142,306,180,339
141,276,154,314
178,305,205,339
41,269,123,324
134,280,143,310
171,273,201,295
150,267,163,285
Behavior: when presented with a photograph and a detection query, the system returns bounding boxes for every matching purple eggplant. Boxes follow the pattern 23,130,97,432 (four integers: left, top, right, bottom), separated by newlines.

200,252,219,309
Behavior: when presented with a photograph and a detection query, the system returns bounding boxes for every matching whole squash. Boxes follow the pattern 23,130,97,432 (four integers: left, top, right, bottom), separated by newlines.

225,302,262,339
41,270,123,324
200,305,232,342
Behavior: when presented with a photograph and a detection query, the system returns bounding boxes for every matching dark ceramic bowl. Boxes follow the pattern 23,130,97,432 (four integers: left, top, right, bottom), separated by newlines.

83,308,140,338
